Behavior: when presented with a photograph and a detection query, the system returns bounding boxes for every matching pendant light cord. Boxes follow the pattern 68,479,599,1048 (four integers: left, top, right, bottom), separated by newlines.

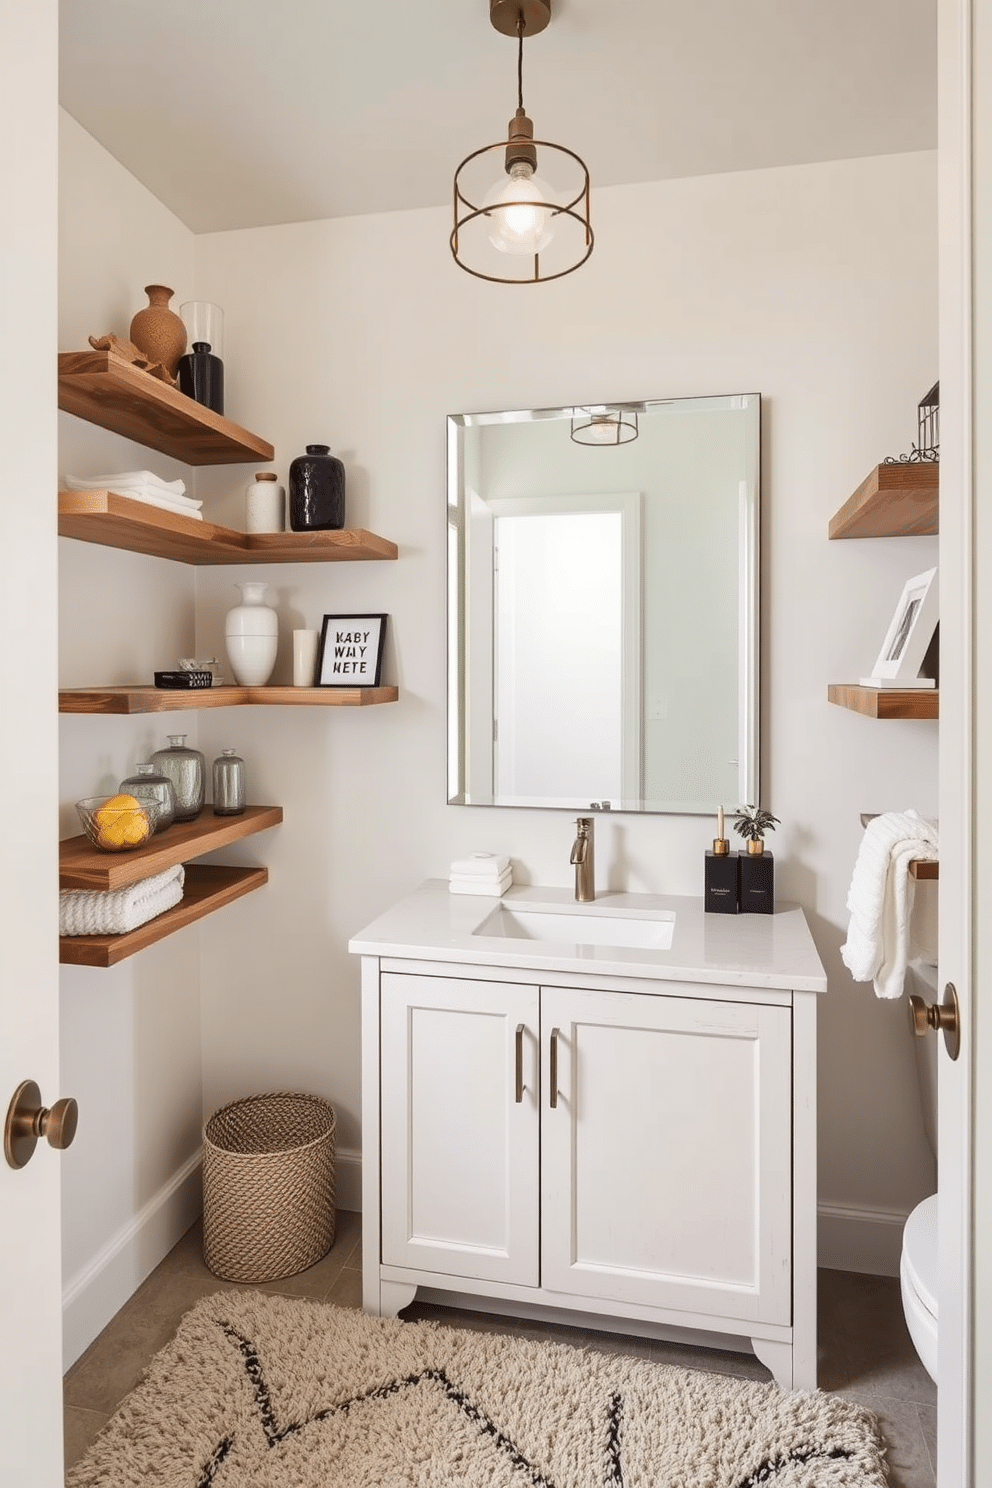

517,11,525,110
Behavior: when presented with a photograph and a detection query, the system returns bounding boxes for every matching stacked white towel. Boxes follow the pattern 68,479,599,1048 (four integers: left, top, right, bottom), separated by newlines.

60,864,185,937
65,471,204,521
449,852,513,897
840,810,939,999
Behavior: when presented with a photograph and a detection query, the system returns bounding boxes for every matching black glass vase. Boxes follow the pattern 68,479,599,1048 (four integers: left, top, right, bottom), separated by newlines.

177,341,224,414
289,444,346,531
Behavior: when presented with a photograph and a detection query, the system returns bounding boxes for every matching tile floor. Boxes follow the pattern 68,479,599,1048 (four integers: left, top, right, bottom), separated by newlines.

63,1213,938,1487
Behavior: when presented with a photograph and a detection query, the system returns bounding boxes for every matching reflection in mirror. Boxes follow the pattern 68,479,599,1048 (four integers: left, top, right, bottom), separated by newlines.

447,395,760,814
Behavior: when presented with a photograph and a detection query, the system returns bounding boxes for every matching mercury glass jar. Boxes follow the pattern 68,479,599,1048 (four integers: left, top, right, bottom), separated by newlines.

212,749,245,816
118,762,177,833
149,734,205,822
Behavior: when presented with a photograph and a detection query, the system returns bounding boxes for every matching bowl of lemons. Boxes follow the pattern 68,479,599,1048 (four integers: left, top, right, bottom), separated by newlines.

76,794,153,852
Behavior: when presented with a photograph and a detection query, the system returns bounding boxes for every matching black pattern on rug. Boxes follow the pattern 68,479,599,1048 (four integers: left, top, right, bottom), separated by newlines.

733,1442,854,1487
196,1322,599,1488
185,1321,860,1488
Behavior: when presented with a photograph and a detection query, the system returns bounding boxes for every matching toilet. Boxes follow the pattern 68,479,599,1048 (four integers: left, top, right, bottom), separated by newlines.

900,958,940,1383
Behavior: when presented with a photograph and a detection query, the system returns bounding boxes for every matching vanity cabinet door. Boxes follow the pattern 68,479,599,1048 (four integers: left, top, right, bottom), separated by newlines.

379,972,540,1286
540,985,793,1325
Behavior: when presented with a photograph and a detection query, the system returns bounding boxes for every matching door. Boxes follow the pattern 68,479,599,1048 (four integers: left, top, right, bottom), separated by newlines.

379,973,540,1285
0,2,65,1480
938,0,980,1481
540,986,792,1324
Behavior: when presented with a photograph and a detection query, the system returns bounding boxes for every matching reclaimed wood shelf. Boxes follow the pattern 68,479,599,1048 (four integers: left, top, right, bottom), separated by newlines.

58,490,398,564
828,462,938,539
60,864,268,967
59,804,283,890
828,684,939,720
58,351,274,465
59,684,399,714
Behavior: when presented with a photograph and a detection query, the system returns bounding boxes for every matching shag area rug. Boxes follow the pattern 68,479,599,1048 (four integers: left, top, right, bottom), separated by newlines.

67,1291,889,1488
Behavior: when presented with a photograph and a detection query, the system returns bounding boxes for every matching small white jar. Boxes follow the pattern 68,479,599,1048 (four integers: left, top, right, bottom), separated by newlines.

245,471,285,533
225,581,278,686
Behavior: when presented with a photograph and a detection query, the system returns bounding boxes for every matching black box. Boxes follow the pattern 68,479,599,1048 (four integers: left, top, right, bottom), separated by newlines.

705,850,739,913
739,850,774,914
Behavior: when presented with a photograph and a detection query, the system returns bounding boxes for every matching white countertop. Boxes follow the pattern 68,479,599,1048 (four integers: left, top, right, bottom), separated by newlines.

349,880,828,993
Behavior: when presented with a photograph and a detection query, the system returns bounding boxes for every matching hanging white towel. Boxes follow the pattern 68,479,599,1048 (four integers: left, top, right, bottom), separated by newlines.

840,810,939,999
59,864,185,937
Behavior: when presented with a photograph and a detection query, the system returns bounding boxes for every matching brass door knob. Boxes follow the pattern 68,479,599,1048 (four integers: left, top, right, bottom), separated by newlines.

908,982,961,1062
4,1080,79,1170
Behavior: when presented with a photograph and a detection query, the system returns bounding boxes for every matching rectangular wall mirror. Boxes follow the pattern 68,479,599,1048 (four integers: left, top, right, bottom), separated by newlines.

447,394,760,814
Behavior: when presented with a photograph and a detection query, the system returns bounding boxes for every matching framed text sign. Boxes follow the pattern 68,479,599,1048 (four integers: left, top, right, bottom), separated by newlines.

315,613,387,687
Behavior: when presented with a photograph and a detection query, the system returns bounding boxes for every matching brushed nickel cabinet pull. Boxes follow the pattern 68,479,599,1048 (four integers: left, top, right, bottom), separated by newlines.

549,1027,560,1108
515,1023,525,1103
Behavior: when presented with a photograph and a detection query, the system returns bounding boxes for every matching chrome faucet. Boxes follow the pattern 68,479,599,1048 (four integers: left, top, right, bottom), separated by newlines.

570,817,595,902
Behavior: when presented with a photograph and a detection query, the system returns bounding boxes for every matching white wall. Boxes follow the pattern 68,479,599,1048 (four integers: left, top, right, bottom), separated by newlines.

191,150,940,1275
58,113,203,1366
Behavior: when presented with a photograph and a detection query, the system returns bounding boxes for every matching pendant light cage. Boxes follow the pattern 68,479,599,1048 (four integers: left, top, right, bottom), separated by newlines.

451,1,593,284
570,408,639,445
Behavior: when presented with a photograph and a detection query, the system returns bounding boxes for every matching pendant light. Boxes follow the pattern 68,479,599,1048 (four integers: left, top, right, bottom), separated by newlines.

570,407,640,445
451,0,593,284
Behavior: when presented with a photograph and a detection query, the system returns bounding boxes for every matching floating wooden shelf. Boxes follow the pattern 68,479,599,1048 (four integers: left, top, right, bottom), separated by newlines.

58,490,398,564
59,804,283,890
828,684,939,720
59,684,399,714
828,462,938,540
60,864,268,967
58,351,274,465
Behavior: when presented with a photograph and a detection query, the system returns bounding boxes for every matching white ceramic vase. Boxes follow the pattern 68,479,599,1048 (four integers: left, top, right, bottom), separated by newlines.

225,581,278,686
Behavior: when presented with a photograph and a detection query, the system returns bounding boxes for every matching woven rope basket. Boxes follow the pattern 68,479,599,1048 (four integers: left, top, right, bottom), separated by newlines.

202,1091,336,1283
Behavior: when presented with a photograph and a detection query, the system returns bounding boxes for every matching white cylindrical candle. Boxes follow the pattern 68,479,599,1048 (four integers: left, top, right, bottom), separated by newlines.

293,629,319,687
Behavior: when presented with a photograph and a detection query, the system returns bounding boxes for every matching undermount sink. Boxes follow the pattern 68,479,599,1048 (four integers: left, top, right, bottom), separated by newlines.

475,904,676,950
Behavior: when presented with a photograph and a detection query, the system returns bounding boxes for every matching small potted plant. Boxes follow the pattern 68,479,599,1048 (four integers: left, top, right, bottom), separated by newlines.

733,805,779,854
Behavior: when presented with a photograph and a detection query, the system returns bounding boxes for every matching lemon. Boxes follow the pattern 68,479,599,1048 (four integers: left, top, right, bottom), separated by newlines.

94,793,150,850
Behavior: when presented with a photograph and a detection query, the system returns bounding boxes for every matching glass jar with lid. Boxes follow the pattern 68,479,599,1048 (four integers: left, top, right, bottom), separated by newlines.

212,749,245,816
149,735,205,822
118,762,177,832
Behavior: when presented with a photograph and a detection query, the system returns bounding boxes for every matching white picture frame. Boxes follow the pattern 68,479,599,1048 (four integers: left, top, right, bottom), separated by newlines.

861,567,938,688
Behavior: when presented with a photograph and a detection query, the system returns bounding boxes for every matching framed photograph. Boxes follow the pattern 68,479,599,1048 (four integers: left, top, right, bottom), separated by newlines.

862,568,938,687
315,614,388,687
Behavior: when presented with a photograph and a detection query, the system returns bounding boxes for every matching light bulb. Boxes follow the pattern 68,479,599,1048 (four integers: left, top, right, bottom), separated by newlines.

584,415,620,444
483,161,556,255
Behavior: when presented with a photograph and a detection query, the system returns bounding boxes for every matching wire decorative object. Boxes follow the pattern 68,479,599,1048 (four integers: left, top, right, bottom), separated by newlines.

884,381,939,465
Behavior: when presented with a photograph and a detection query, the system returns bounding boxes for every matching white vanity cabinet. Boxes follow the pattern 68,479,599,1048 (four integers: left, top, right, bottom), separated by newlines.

353,882,826,1391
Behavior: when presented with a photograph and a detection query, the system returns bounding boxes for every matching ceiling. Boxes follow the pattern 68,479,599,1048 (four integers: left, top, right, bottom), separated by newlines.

59,0,937,235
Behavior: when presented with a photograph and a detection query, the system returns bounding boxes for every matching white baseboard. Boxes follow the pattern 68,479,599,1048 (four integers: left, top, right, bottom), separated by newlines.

817,1200,914,1278
62,1151,203,1371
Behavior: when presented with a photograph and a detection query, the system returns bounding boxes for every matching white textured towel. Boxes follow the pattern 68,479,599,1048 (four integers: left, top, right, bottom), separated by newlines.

60,864,185,937
449,869,513,897
840,810,939,998
65,470,190,498
449,852,511,877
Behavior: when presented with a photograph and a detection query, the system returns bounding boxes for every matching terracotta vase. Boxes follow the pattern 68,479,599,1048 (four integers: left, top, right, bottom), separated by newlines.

129,285,187,377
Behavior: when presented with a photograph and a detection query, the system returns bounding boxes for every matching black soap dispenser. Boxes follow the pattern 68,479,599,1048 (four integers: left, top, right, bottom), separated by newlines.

705,806,739,913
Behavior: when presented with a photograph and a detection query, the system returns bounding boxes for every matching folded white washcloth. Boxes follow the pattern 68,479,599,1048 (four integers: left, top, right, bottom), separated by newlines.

65,470,189,498
840,810,939,999
60,864,185,937
450,852,511,878
105,487,204,519
449,869,513,897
